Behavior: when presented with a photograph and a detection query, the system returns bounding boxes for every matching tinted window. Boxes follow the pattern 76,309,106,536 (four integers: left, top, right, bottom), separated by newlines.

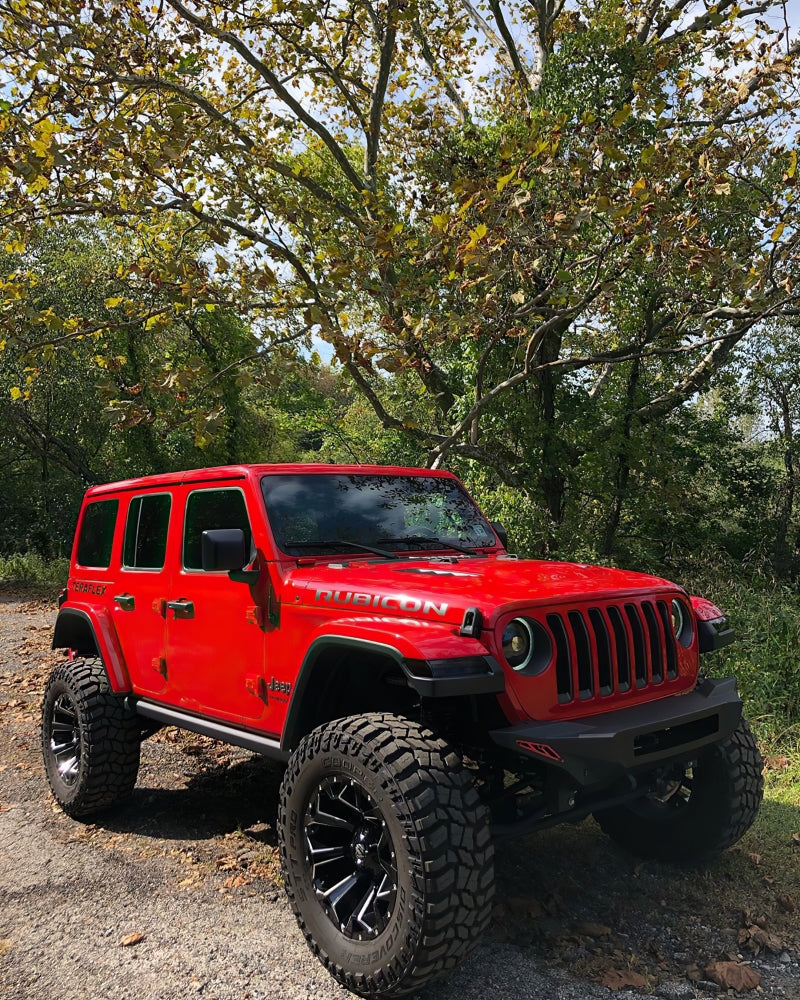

261,474,496,556
183,489,252,570
123,494,171,569
76,499,119,568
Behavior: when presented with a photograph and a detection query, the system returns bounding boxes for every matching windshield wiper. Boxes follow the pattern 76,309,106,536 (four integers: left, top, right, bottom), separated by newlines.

285,540,400,559
376,535,477,556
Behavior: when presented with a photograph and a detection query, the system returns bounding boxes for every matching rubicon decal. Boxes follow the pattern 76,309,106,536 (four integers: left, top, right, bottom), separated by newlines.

314,589,448,617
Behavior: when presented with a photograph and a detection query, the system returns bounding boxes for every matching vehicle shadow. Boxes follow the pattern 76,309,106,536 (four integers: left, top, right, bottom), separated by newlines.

100,748,285,845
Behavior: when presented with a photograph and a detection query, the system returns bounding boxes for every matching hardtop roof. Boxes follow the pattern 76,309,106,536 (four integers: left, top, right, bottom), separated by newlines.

84,463,459,498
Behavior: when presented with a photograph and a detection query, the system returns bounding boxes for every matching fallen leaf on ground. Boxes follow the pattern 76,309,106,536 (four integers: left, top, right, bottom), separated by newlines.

777,893,795,913
0,940,11,956
119,932,145,947
597,969,647,991
704,961,761,992
738,923,784,955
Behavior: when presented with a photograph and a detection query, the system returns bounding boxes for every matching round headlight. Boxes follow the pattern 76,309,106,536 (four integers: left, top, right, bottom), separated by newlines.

670,598,693,647
670,599,685,637
502,617,534,671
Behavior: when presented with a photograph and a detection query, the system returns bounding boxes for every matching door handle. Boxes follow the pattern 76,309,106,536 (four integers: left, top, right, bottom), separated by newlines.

114,593,135,611
166,599,195,618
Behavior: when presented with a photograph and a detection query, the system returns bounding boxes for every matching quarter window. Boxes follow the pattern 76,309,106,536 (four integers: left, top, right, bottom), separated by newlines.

76,499,119,568
123,494,172,569
183,489,252,570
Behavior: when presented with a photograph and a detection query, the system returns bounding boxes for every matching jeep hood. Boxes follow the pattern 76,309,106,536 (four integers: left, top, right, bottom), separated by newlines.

285,555,683,628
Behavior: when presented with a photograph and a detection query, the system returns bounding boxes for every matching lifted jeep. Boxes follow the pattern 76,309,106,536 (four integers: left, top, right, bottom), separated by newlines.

42,464,763,996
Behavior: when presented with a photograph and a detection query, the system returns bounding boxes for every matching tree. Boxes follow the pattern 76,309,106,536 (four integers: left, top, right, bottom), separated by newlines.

1,0,798,553
0,222,321,555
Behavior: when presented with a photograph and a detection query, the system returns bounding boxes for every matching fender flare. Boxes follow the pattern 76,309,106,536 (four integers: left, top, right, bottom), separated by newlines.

52,606,132,693
690,596,736,653
280,619,504,751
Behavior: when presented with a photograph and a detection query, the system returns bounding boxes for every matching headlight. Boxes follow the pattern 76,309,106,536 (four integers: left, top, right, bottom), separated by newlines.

670,599,693,647
670,599,685,636
501,618,534,671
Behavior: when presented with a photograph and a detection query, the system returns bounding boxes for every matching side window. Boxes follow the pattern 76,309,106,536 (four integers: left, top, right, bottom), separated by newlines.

183,489,252,571
123,494,172,570
76,499,119,568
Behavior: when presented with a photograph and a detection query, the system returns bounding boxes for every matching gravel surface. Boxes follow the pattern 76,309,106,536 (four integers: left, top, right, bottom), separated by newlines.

1,592,798,1000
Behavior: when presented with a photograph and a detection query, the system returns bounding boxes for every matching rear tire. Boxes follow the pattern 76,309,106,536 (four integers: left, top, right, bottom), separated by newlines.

278,713,494,997
41,658,141,818
594,715,763,864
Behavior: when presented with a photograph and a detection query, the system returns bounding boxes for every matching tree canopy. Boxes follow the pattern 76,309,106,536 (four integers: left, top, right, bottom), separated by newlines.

1,0,799,557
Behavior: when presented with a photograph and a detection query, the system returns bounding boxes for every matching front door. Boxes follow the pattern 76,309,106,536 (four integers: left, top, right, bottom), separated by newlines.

163,485,269,726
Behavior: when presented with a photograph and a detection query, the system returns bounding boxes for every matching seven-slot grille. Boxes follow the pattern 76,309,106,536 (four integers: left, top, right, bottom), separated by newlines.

546,599,680,704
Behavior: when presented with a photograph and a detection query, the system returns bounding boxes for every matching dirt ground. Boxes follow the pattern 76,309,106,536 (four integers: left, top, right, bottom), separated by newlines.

1,590,798,1000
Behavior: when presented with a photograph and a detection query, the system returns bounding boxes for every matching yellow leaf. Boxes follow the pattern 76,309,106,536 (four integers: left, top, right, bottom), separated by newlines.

104,296,123,308
788,150,797,179
10,386,22,400
772,222,785,242
192,199,203,212
497,169,516,193
466,223,488,248
611,104,632,127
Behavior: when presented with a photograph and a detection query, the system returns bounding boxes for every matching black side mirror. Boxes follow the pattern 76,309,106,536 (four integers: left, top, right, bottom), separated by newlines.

491,521,508,549
202,528,247,572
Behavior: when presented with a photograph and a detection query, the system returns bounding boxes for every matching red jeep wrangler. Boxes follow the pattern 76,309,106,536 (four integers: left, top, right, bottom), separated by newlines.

42,464,762,996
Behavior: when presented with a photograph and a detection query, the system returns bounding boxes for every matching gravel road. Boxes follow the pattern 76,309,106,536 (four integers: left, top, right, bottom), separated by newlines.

1,593,798,1000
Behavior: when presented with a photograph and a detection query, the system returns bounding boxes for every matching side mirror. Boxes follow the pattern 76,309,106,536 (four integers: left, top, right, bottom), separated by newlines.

201,528,247,572
491,521,508,549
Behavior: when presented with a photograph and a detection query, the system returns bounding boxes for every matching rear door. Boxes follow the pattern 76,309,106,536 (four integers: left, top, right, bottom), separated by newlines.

111,491,172,698
163,484,269,725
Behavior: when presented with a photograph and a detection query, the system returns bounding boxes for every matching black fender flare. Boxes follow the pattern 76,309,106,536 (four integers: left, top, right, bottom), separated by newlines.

280,634,504,751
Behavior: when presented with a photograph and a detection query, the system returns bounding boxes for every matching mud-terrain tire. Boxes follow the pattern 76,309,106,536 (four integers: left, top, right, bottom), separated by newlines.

594,715,763,864
278,713,494,997
41,658,141,818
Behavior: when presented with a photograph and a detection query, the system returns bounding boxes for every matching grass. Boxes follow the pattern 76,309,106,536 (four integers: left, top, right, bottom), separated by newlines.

750,754,800,901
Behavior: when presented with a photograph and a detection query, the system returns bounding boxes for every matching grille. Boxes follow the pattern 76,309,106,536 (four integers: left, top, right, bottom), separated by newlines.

546,599,679,704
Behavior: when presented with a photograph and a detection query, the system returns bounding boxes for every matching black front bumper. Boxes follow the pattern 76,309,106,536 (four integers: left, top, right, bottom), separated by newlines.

489,676,742,789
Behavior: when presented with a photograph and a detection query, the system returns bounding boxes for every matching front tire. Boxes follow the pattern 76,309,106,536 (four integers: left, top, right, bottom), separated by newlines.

594,715,763,864
41,658,141,818
278,713,494,997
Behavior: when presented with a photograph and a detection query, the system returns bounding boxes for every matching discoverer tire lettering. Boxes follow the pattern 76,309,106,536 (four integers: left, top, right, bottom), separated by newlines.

277,712,494,997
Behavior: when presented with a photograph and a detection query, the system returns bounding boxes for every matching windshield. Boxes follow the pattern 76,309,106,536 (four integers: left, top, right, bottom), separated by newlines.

261,473,497,557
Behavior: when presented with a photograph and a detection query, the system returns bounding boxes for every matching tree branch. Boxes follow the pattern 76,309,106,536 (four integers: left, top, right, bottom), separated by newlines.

163,0,368,193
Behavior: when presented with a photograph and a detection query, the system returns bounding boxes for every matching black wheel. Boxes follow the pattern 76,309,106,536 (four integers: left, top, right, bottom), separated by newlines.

41,658,141,818
278,713,494,997
594,715,763,864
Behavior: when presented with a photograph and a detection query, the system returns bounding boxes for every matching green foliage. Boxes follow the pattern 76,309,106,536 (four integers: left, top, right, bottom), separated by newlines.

0,551,69,587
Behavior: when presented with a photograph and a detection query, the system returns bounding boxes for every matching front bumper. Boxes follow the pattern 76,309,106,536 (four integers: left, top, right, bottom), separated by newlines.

489,676,742,789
